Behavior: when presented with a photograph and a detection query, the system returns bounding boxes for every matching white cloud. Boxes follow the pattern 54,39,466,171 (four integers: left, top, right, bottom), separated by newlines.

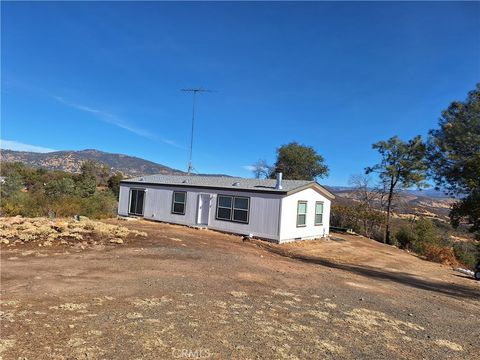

0,139,56,153
242,165,256,172
53,95,182,148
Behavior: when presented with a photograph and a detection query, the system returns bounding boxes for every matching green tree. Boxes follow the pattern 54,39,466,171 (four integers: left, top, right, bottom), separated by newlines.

45,177,76,198
272,142,329,180
107,173,123,198
75,160,102,197
1,171,23,198
366,136,428,244
79,160,110,186
428,84,480,236
395,218,437,250
75,176,96,198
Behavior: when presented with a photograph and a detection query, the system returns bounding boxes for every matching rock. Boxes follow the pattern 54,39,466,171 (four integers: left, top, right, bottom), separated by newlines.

1,239,10,245
5,215,24,225
69,324,75,329
359,297,365,301
408,313,414,317
109,238,124,244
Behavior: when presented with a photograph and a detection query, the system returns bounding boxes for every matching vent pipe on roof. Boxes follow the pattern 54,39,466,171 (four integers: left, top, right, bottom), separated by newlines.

275,172,283,190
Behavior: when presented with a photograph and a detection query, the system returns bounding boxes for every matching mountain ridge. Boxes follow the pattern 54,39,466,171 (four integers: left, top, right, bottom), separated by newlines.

1,148,455,220
0,149,185,178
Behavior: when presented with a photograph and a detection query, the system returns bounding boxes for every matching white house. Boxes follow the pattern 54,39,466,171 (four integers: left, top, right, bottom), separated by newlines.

118,173,334,243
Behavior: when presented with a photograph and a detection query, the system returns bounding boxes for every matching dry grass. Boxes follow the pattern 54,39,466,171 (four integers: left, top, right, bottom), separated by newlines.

0,216,147,247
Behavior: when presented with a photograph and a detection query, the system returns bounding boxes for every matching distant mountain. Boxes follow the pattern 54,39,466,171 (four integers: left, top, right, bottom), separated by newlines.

329,186,455,221
0,148,455,220
0,149,185,178
326,186,450,199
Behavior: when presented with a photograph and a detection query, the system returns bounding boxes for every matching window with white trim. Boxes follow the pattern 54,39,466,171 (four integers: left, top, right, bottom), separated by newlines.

129,189,145,216
315,201,324,225
171,191,186,215
216,195,250,223
297,201,307,227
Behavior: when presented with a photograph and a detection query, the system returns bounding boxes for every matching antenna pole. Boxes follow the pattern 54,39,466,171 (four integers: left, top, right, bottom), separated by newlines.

181,88,214,175
188,91,196,174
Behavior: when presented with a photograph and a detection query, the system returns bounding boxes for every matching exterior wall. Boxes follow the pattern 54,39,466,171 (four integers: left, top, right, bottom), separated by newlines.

278,188,331,243
118,185,131,216
118,184,283,241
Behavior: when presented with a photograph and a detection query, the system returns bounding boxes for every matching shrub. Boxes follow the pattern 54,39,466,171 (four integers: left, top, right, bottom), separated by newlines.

107,173,123,198
45,177,76,198
331,204,383,238
49,196,83,217
0,161,119,220
414,218,437,244
453,241,480,269
423,244,458,266
79,191,118,219
395,226,417,250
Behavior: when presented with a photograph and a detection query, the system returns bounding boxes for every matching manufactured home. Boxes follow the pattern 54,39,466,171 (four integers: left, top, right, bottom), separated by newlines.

118,173,334,243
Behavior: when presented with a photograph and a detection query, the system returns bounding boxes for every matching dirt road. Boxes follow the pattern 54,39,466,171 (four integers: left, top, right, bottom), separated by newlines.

1,220,479,359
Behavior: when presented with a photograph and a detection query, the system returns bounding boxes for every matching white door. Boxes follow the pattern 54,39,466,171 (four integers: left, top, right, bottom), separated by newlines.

197,194,210,226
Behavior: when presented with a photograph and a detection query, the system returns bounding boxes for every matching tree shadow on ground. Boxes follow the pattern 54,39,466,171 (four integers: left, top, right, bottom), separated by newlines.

259,244,480,301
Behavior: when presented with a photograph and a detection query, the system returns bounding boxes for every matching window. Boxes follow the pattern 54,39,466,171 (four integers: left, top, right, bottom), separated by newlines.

297,201,307,227
217,196,232,220
171,191,186,215
129,189,145,216
233,197,249,223
315,202,324,225
216,195,250,223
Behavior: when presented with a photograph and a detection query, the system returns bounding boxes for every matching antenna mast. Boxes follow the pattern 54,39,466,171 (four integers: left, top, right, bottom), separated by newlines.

181,87,213,174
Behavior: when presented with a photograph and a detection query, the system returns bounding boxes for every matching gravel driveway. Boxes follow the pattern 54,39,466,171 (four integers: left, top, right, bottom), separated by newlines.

1,219,479,359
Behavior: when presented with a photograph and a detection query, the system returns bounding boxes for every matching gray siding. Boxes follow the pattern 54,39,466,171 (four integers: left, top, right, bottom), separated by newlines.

118,184,282,240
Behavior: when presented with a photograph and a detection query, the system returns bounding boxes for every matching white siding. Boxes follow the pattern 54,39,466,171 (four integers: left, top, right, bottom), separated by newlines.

118,184,283,241
279,188,331,243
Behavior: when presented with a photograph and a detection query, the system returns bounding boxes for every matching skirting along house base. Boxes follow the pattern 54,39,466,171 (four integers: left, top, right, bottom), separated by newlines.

118,173,334,243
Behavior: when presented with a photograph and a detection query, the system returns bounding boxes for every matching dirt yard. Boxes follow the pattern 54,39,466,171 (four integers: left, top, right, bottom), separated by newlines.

1,219,479,359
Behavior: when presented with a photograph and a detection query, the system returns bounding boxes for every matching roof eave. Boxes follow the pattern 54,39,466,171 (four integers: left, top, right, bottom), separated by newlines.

119,180,289,195
285,182,335,200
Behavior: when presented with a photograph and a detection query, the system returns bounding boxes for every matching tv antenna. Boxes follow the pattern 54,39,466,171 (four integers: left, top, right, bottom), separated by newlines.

181,87,214,174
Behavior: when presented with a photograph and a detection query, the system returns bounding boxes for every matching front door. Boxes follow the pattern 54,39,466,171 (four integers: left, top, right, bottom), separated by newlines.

197,194,210,226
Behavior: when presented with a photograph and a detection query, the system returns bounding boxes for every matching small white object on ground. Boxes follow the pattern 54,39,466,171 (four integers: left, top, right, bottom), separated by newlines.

454,268,474,277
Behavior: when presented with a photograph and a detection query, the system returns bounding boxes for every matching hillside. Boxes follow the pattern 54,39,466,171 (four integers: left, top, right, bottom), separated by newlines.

0,149,184,178
328,186,455,221
1,148,455,220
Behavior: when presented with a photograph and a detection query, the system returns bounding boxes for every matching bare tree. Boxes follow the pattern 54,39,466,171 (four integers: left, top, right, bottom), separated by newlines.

348,174,384,238
250,159,272,179
348,174,378,209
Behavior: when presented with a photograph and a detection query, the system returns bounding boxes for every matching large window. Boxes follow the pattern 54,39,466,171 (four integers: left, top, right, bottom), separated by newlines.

171,191,186,215
315,201,324,226
129,189,145,216
297,201,307,227
216,195,250,223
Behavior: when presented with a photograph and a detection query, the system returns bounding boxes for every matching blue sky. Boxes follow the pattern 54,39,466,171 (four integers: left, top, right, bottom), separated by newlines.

2,2,479,185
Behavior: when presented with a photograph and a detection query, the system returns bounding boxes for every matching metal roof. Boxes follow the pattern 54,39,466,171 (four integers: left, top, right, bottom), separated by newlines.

121,174,334,198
